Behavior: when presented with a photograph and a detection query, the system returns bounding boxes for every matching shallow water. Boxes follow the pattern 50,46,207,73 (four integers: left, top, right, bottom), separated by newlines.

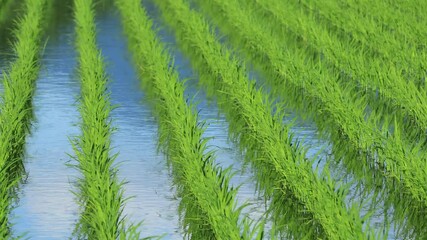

11,20,80,239
96,9,181,238
143,0,331,236
97,6,262,238
8,2,332,240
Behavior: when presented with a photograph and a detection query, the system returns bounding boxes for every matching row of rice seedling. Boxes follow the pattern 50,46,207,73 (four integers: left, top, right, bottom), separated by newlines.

0,0,14,28
194,0,427,238
336,0,427,45
0,0,23,47
153,0,370,238
71,0,139,238
0,0,48,237
252,0,427,145
346,0,427,71
114,0,256,239
0,0,6,10
387,0,427,22
297,0,426,88
305,0,427,45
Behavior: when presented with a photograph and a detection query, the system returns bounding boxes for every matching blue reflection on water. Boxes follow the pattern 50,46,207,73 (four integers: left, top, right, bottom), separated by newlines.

8,1,331,239
95,9,182,239
11,22,80,239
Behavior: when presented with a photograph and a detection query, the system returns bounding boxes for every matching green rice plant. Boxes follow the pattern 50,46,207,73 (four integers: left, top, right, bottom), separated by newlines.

0,0,48,237
380,0,427,16
388,0,427,22
193,0,427,238
70,0,139,238
114,0,259,239
296,0,427,89
153,0,371,239
0,0,6,10
335,0,427,51
0,0,25,52
251,0,427,147
0,0,15,29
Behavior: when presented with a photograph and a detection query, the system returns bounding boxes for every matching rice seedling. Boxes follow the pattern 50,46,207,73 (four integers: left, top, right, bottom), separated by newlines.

193,0,427,238
114,0,258,239
0,0,48,237
70,0,139,238
297,0,427,89
336,0,427,47
0,0,15,28
0,0,25,51
152,0,371,239
250,0,427,147
0,0,6,10
388,0,427,22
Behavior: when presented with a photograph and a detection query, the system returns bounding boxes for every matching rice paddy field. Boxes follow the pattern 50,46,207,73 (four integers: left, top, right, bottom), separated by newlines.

0,0,425,239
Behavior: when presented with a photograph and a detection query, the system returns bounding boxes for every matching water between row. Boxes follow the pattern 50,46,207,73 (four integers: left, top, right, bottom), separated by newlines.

4,3,327,239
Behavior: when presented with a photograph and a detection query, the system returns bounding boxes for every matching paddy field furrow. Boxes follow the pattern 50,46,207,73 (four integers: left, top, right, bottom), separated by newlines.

116,0,254,238
253,0,427,147
71,0,138,238
194,0,427,238
155,0,369,238
0,0,49,237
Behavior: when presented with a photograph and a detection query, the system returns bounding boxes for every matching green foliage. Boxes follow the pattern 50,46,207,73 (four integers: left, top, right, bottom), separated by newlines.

71,0,138,238
0,0,47,237
193,0,427,238
254,0,427,147
339,0,427,43
154,0,370,239
299,0,427,87
0,0,15,28
115,0,255,239
0,0,423,238
245,2,427,237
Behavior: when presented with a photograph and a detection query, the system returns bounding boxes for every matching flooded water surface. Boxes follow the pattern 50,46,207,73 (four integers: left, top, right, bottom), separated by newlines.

7,2,333,240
